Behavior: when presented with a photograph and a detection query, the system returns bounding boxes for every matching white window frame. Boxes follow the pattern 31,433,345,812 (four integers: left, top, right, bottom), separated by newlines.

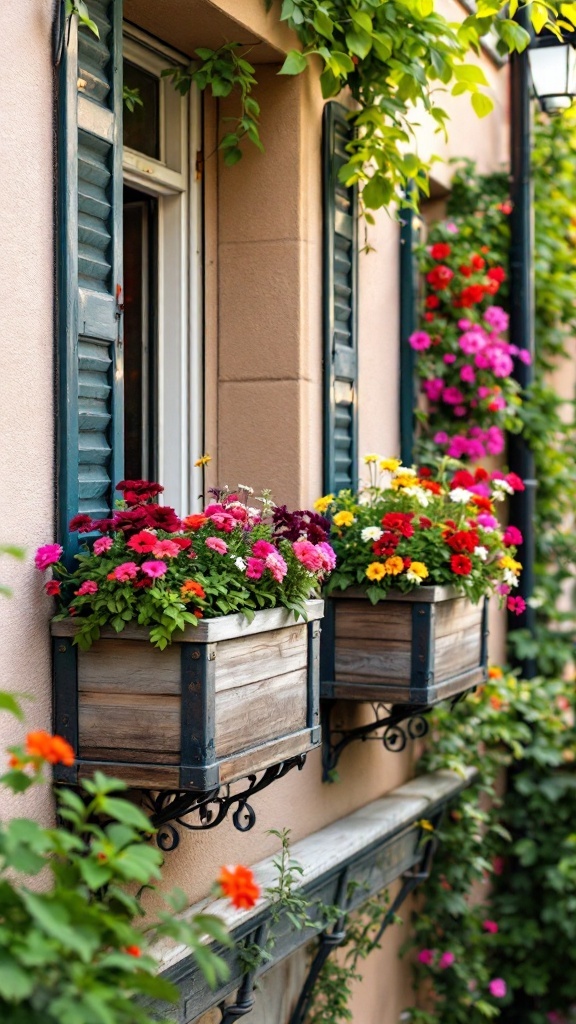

122,25,202,514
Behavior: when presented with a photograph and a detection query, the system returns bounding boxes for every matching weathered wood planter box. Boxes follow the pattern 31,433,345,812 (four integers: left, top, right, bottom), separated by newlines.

51,600,323,792
321,588,487,706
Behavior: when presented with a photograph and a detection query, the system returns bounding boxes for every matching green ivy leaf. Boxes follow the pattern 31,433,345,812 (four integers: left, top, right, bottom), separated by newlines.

279,50,309,75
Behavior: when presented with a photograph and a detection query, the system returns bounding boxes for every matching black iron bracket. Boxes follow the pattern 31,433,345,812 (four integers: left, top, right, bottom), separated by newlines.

288,813,444,1024
321,700,431,781
144,756,307,851
218,923,269,1023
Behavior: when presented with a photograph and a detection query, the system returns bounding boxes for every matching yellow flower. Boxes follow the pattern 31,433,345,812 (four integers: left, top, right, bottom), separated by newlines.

379,458,401,472
410,561,429,579
314,494,335,514
499,555,522,574
391,474,420,490
418,819,435,832
333,510,355,528
194,454,212,467
363,453,380,464
383,555,404,575
366,562,386,581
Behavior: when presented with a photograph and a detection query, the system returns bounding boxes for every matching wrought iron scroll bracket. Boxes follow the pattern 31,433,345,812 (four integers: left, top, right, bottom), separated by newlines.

321,700,432,781
144,756,307,851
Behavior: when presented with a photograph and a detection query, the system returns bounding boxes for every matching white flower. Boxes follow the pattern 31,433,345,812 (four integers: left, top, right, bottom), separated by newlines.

474,546,488,561
493,479,514,495
503,568,519,587
450,487,474,504
492,489,506,503
361,526,383,542
237,483,254,494
403,485,430,507
234,557,247,571
405,569,424,585
396,466,417,477
358,491,373,505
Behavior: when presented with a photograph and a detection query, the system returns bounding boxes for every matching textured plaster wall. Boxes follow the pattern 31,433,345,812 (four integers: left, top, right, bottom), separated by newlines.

0,0,56,824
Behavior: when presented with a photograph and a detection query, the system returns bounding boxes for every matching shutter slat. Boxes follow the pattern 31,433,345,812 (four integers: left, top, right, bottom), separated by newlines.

58,1,123,558
323,103,358,496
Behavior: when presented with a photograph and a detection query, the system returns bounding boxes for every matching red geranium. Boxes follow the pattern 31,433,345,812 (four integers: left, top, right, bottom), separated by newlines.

45,580,61,596
427,265,454,291
373,532,400,557
445,530,479,554
127,530,157,554
450,554,473,575
459,264,473,278
487,266,506,283
450,470,475,490
116,479,164,505
458,284,485,307
430,243,451,260
471,254,485,271
381,512,415,538
471,495,494,512
425,295,440,309
485,279,500,295
506,472,525,492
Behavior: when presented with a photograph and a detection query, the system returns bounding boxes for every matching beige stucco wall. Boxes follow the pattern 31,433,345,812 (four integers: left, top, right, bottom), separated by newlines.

0,1,510,1021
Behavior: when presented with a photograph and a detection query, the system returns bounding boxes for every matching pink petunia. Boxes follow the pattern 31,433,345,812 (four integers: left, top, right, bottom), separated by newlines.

483,920,499,934
489,979,507,998
112,561,139,582
408,331,432,351
35,544,63,572
252,540,277,559
292,540,324,572
460,364,476,384
205,536,228,555
443,353,457,365
316,541,337,572
208,511,236,532
76,580,98,596
439,952,455,969
503,526,523,546
246,556,265,580
442,386,465,406
483,305,509,332
417,949,435,966
423,378,444,402
140,560,168,578
153,539,181,558
265,550,288,582
507,596,526,615
94,536,113,555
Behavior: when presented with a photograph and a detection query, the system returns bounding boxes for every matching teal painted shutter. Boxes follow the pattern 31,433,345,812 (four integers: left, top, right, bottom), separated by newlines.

399,204,417,466
58,0,124,559
322,102,358,495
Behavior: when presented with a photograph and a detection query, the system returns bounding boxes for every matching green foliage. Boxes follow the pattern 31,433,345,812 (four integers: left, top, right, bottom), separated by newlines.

123,86,142,112
66,0,99,38
162,44,261,166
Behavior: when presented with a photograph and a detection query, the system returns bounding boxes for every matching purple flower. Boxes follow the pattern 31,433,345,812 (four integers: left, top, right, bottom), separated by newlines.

489,978,507,998
408,331,432,351
439,952,455,969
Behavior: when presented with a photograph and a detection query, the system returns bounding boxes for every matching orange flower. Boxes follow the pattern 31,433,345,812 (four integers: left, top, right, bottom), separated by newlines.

26,730,75,766
180,580,206,599
194,609,203,619
489,695,503,711
383,555,404,576
125,945,141,957
8,754,24,770
488,666,503,680
217,865,260,910
183,514,207,531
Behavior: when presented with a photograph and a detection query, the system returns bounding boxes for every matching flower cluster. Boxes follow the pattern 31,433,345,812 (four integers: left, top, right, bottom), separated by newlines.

37,478,335,649
411,232,527,461
318,456,524,609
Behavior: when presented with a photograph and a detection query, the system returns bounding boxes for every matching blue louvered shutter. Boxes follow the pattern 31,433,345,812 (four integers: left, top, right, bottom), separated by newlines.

322,102,358,495
58,0,124,559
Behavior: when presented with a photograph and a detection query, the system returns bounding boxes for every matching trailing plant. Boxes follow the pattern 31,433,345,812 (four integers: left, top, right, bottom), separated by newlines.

318,454,525,611
36,477,335,649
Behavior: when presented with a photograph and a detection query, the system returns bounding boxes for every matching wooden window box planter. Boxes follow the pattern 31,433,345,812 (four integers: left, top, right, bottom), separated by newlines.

321,587,487,706
51,600,323,792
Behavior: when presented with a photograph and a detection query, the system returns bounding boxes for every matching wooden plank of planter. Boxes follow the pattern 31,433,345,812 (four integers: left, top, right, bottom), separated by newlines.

323,589,487,705
52,601,323,792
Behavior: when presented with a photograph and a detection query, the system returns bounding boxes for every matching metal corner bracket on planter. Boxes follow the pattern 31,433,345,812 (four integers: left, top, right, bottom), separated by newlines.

51,600,323,847
320,586,488,778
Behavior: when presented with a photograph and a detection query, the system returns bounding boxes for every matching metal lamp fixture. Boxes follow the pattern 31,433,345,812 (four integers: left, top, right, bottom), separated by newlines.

528,30,576,113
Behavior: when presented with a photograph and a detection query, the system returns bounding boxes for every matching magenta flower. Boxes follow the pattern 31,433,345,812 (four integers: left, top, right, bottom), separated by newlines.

460,364,476,384
497,583,511,596
205,536,228,554
423,378,444,402
35,544,63,572
454,405,467,417
503,526,523,546
439,952,455,969
483,920,499,934
246,556,265,580
485,426,505,455
408,330,432,351
265,550,288,582
518,348,532,365
417,949,435,966
140,560,168,579
477,513,498,531
94,536,113,555
484,305,509,332
293,540,324,572
489,978,507,998
76,580,98,596
507,596,526,615
153,539,181,558
460,330,485,355
252,539,277,558
443,353,456,364
433,432,449,445
316,541,337,571
208,511,236,532
442,386,465,406
112,561,139,581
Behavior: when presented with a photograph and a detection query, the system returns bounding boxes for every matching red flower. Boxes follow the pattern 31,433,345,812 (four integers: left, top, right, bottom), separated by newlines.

217,865,260,910
445,530,479,554
487,266,506,283
458,284,485,307
450,554,473,576
45,580,61,597
451,470,475,490
134,578,154,588
506,472,525,492
403,557,412,569
172,536,192,550
112,508,151,535
183,514,208,531
381,512,414,538
459,264,473,278
127,531,157,554
69,514,93,533
146,505,182,532
26,730,75,766
117,479,164,505
420,480,442,495
430,242,451,260
471,496,493,512
497,201,513,215
419,467,432,478
419,516,432,529
485,279,500,295
474,467,489,482
125,945,142,957
471,254,485,271
426,265,454,291
425,295,440,309
507,596,526,615
373,532,399,557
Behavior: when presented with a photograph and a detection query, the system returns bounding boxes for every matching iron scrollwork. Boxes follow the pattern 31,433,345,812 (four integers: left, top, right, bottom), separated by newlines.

322,700,431,779
144,756,307,851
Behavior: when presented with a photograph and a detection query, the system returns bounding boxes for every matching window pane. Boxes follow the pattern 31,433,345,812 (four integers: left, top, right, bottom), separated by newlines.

123,61,160,159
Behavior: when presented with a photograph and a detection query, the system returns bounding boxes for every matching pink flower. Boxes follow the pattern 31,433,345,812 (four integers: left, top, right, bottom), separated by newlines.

485,426,505,455
316,541,337,572
140,560,168,578
152,539,180,558
418,949,435,966
460,330,485,355
94,536,113,555
460,364,476,384
252,540,277,558
478,385,492,399
483,306,509,332
454,405,467,417
446,221,459,234
489,979,507,998
35,544,63,571
423,378,444,402
209,512,236,532
478,513,498,530
442,386,465,406
507,596,526,615
503,526,523,546
518,348,532,365
292,540,324,572
205,536,228,554
443,353,456,364
408,331,432,351
497,583,511,596
433,432,449,445
483,920,499,934
246,557,265,580
439,952,455,969
76,580,98,596
112,561,139,582
493,856,505,875
265,551,288,582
